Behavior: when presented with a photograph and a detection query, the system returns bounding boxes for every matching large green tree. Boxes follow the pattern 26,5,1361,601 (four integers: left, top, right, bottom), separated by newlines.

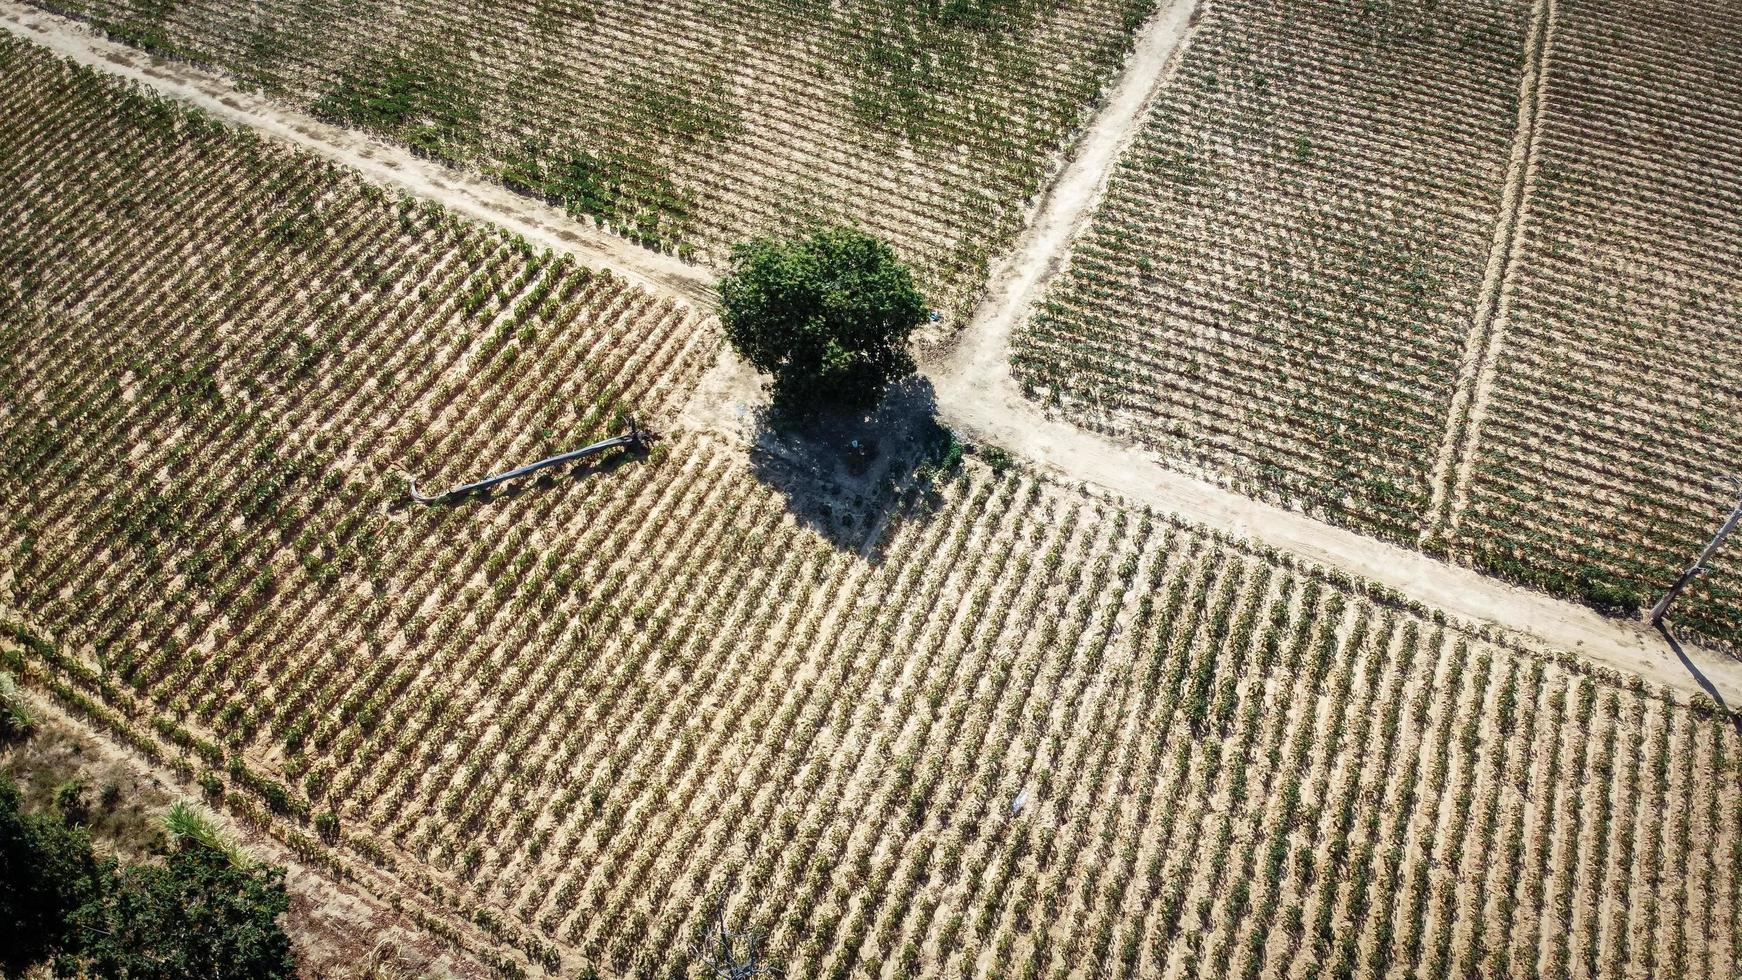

63,844,296,980
718,226,929,416
0,773,297,979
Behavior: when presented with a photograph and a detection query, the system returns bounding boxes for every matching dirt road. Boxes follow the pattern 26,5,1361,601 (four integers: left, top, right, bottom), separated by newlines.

1422,0,1559,540
7,0,1739,705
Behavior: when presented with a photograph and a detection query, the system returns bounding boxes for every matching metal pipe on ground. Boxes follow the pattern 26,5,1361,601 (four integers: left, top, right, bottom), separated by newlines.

409,419,646,505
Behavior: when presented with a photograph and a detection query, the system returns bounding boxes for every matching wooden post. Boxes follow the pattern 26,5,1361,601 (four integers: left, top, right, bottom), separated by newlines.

1649,484,1742,626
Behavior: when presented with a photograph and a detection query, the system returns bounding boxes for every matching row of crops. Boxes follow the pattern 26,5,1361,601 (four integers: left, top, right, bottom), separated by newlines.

1012,0,1742,648
3,39,1741,977
26,0,1158,314
1449,0,1742,645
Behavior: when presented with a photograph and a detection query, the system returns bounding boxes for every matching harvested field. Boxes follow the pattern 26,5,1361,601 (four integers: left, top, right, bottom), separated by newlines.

3,39,1742,978
22,0,1159,313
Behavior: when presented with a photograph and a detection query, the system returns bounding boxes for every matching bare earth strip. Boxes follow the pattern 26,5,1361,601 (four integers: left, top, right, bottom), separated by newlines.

0,0,717,309
1423,0,1559,540
6,0,1740,709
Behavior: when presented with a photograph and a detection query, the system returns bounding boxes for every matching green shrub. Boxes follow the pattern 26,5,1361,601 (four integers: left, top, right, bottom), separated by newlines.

718,226,928,416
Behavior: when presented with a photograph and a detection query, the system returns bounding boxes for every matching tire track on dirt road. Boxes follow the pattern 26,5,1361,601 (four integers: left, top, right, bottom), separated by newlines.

0,0,717,309
1422,0,1558,544
8,0,1739,706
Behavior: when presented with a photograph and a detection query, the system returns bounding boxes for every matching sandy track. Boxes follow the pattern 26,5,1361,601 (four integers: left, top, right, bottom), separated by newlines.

6,0,1739,707
932,0,1199,385
1423,0,1559,540
0,0,716,309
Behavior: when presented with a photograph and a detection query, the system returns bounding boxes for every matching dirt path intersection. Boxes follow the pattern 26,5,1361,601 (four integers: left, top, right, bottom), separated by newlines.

6,0,1737,706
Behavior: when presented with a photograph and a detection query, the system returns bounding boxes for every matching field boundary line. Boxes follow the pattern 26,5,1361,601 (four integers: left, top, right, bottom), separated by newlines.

0,0,718,310
1422,0,1559,543
932,0,1200,391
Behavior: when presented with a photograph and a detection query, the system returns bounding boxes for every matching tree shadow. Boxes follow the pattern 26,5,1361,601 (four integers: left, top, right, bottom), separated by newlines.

1655,621,1742,734
745,374,957,558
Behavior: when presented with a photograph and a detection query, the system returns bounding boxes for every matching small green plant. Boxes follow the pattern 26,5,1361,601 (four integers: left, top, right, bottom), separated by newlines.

55,779,91,826
0,670,34,739
981,445,1017,475
162,800,249,868
918,429,966,484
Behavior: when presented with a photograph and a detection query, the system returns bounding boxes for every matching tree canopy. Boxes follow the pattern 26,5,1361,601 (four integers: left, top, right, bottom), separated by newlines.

65,844,296,980
717,226,929,416
0,775,297,979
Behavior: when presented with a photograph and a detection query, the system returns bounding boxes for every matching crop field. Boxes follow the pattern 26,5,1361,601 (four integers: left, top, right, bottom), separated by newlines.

4,38,1742,979
1446,0,1742,648
1011,0,1742,647
24,0,1157,313
1012,0,1525,541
